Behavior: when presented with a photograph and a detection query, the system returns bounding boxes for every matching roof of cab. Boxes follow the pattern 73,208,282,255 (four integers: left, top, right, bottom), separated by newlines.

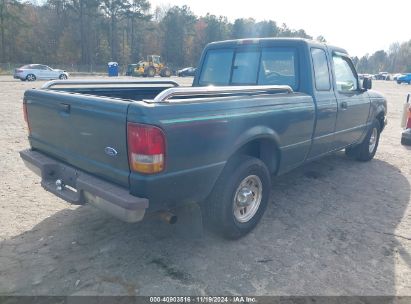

205,38,348,55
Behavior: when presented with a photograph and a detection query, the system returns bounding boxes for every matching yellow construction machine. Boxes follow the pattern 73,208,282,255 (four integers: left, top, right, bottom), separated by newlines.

128,55,172,77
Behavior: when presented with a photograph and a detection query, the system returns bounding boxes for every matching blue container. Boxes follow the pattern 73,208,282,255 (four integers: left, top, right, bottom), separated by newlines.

108,62,119,77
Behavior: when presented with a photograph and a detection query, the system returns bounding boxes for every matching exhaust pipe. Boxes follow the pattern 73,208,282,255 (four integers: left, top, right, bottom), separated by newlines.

158,211,178,224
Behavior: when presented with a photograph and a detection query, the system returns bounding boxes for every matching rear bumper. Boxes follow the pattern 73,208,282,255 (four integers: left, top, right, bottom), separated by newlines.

19,149,148,222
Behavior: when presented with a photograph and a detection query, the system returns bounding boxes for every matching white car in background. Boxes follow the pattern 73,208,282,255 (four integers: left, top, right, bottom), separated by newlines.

14,64,69,81
393,73,404,81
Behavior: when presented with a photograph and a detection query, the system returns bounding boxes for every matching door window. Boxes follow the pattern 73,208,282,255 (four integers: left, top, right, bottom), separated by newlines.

333,55,358,92
311,48,331,91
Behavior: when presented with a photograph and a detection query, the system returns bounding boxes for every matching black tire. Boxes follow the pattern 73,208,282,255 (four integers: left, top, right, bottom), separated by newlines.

204,155,271,239
401,129,411,146
59,74,67,80
26,74,36,81
345,119,381,161
145,66,155,77
160,68,171,77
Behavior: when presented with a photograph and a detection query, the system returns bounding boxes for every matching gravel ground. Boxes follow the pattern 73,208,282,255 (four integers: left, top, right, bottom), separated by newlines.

0,76,410,296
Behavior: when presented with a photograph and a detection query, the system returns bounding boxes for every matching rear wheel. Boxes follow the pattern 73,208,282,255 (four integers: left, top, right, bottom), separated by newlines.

26,74,36,81
204,155,271,239
345,119,381,161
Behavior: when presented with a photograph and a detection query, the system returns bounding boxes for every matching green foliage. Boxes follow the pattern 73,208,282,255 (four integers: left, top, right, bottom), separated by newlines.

160,5,196,68
1,1,326,70
0,0,24,61
356,41,411,74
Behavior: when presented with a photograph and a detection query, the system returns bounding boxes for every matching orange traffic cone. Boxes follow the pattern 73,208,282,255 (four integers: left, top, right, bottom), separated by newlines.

401,100,411,146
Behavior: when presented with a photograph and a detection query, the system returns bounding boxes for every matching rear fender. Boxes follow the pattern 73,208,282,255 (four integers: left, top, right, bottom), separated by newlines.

228,126,281,174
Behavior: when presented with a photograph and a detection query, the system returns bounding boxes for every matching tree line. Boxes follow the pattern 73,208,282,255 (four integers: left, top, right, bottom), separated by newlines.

0,0,318,71
353,41,411,74
1,1,409,73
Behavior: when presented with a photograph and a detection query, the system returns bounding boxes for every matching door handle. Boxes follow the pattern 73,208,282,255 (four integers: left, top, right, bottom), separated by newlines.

340,101,348,110
59,103,70,113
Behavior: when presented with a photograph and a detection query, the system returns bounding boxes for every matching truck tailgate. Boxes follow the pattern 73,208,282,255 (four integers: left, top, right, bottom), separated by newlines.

24,89,131,187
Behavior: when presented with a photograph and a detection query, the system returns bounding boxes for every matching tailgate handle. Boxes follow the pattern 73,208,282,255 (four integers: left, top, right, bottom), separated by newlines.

60,103,70,113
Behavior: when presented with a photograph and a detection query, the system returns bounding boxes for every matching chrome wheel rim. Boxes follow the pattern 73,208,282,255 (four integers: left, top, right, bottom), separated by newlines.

233,175,262,223
369,127,377,153
27,75,34,81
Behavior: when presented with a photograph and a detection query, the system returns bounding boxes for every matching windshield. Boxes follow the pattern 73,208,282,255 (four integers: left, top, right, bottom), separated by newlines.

199,47,298,90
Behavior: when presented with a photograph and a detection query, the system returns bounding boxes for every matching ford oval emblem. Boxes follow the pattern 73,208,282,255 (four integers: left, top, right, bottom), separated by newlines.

104,147,118,157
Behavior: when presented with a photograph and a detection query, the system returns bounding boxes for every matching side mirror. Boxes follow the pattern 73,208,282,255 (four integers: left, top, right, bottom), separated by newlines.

362,77,372,90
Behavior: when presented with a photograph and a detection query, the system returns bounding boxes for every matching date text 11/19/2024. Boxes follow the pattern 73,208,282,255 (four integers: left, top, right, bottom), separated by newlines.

149,296,257,303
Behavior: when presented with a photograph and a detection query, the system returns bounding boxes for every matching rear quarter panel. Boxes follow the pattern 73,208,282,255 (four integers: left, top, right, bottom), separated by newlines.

128,93,315,210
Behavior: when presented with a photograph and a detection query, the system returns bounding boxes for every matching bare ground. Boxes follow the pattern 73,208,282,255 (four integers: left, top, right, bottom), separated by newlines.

0,77,410,296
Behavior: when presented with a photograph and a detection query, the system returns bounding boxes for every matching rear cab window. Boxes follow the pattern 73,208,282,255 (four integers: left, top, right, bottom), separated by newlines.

232,50,260,84
199,49,234,85
199,46,298,90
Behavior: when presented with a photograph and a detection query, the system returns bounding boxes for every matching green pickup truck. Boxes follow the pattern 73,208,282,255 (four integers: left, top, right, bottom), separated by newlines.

20,38,387,238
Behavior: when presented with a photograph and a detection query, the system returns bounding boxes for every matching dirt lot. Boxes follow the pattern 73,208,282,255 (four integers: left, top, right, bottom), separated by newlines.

0,76,410,296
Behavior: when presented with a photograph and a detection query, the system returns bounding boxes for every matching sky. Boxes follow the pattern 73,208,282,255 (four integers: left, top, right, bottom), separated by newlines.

149,0,411,57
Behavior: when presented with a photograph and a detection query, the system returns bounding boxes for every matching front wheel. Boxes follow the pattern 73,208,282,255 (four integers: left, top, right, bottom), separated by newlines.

59,74,67,80
160,68,171,77
145,66,156,77
204,155,271,239
345,119,381,161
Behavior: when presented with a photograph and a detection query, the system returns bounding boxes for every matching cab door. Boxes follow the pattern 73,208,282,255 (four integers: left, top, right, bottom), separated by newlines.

330,53,370,150
42,65,56,79
32,65,47,79
307,47,338,159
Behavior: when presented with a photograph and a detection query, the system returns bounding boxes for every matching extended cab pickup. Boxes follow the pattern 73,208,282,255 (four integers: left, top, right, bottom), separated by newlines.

20,38,387,238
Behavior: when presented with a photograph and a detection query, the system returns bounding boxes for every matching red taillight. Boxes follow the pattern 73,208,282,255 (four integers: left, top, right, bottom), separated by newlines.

16,69,23,73
23,102,31,134
127,123,166,174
